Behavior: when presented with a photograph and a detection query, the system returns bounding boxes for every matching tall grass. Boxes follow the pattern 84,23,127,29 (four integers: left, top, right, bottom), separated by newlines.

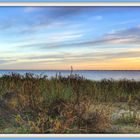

0,73,140,133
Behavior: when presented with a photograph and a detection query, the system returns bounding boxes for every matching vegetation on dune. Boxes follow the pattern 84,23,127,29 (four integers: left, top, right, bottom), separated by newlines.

0,73,140,133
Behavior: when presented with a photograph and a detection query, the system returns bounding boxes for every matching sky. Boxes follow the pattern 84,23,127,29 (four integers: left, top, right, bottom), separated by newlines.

0,6,140,70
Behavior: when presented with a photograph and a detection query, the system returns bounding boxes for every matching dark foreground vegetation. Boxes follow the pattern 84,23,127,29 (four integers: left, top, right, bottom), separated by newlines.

0,73,140,133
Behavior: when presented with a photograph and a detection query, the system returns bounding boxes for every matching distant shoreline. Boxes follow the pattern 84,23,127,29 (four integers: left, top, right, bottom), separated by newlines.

0,70,139,81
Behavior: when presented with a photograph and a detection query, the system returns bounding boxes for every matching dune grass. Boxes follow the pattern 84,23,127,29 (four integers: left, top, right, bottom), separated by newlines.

0,73,140,133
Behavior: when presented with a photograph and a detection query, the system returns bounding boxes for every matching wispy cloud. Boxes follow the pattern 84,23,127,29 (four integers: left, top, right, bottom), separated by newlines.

2,49,139,64
94,15,103,20
23,7,39,13
15,25,140,50
97,25,140,44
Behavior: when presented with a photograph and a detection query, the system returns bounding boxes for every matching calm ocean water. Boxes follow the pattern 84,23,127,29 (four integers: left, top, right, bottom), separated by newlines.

0,70,140,81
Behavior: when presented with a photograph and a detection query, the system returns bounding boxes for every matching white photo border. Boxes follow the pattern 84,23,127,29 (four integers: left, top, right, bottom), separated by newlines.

0,2,140,137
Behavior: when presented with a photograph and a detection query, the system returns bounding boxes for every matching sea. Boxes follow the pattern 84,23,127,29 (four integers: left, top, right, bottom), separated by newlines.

0,70,140,81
